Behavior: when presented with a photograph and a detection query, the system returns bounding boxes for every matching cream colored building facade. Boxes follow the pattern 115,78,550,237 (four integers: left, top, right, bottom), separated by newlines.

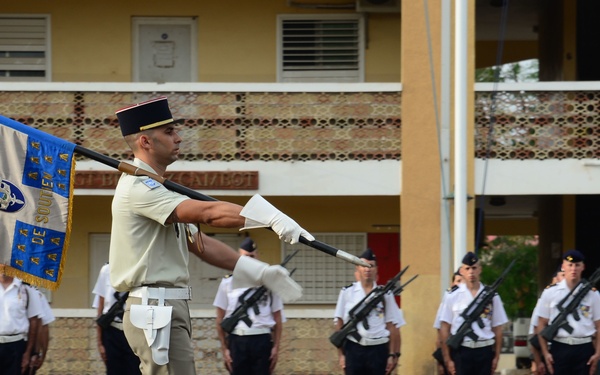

2,0,598,374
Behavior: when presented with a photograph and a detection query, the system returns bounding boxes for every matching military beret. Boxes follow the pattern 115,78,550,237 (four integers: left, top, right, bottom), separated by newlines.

563,249,584,263
240,237,257,252
359,248,377,262
462,251,479,266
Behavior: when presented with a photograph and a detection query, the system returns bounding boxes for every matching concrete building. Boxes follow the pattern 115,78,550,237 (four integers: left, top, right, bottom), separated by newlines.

1,0,599,373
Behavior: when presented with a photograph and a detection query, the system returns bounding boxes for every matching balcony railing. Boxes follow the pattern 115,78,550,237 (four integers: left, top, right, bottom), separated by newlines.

2,82,599,162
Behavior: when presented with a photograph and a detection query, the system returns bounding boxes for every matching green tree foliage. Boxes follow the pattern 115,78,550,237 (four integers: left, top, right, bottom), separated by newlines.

478,236,539,319
475,59,539,83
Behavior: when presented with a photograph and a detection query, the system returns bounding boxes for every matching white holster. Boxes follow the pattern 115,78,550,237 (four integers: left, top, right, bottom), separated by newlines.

129,287,173,365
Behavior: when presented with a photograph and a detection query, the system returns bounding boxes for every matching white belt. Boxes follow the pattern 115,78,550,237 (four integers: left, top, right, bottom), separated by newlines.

129,286,192,300
231,327,271,336
110,321,124,330
348,336,390,346
461,339,495,348
554,336,593,345
0,334,25,343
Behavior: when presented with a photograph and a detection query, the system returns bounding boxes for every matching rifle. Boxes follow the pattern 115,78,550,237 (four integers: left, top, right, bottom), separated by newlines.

329,265,418,348
220,250,299,334
540,266,600,341
96,291,129,329
446,259,516,350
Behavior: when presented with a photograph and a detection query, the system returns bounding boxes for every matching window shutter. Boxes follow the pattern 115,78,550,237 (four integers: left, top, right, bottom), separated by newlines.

0,15,49,81
279,16,363,82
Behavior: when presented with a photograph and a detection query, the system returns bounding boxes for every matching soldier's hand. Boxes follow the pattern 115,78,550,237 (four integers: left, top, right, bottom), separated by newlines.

543,352,554,374
445,359,456,375
385,355,398,374
536,361,546,375
338,354,346,370
586,352,600,375
269,347,278,373
491,356,499,374
222,348,233,373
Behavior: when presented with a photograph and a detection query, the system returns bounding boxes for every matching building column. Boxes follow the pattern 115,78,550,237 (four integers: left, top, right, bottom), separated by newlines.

400,0,475,373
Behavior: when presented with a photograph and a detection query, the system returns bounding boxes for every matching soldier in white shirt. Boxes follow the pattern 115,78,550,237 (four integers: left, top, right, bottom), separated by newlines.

92,263,140,375
433,269,463,375
0,273,42,375
439,252,509,375
536,250,600,375
528,267,564,375
214,237,285,374
333,248,405,375
28,287,55,374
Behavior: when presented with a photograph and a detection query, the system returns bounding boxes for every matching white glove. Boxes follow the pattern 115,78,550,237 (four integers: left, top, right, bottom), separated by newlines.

232,255,302,303
240,194,315,244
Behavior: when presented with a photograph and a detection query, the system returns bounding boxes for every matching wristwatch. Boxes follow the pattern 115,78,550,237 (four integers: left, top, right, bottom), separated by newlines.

388,352,401,359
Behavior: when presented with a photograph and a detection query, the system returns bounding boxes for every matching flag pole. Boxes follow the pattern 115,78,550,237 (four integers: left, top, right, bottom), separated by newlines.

73,145,370,268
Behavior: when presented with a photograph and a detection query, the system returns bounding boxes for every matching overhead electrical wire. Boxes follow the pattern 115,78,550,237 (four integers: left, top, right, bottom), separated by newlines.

421,0,511,259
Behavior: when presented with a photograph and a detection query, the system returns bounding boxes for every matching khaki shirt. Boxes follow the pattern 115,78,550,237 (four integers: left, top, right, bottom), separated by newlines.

109,158,195,291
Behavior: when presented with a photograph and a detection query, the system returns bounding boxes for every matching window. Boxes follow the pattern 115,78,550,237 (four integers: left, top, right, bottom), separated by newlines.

0,15,50,81
282,233,367,303
277,14,364,83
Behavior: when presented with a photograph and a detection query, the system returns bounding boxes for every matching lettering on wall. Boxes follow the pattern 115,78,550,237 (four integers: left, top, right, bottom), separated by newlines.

75,171,258,190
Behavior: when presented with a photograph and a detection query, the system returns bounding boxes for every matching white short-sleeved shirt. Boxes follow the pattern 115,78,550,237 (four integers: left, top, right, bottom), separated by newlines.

0,277,43,335
537,279,600,338
32,289,55,326
93,263,127,320
529,299,541,335
334,281,406,340
434,285,459,329
213,275,285,329
439,283,509,342
109,158,197,291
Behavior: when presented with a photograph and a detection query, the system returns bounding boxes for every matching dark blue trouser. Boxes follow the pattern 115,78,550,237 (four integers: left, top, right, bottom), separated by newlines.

0,340,26,375
102,325,141,375
453,345,494,375
343,340,388,375
228,333,272,375
550,341,594,375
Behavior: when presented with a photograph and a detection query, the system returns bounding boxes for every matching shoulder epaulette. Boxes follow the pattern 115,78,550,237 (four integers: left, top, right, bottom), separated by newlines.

447,285,460,294
446,285,459,293
341,283,353,290
224,274,232,279
545,283,558,289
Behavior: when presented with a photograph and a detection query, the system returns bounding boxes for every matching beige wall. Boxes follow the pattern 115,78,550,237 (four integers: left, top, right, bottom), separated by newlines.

3,0,401,83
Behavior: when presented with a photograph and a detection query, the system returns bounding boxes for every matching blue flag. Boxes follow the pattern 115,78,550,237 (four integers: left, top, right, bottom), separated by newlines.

0,115,75,290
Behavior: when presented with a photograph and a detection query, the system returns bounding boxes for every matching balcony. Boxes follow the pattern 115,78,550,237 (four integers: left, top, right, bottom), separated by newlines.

2,81,600,199
3,82,599,162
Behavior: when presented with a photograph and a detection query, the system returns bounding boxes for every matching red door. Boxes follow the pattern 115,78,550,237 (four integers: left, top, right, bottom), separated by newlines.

367,233,401,304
